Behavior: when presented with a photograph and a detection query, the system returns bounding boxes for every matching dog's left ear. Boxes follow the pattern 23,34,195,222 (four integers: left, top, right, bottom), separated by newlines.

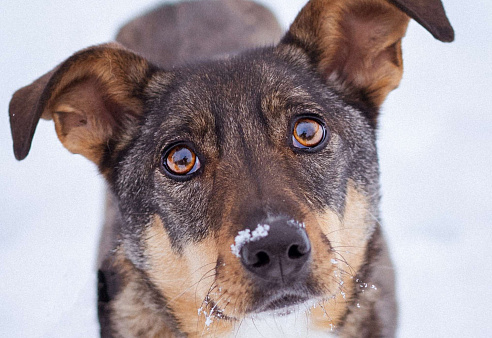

281,0,454,124
9,43,154,163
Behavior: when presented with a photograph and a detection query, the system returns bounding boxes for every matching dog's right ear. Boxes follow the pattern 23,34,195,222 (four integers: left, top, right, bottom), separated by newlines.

280,0,454,125
9,43,155,164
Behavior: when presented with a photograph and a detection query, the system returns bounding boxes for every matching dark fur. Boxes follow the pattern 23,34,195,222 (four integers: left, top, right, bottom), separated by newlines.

9,0,453,336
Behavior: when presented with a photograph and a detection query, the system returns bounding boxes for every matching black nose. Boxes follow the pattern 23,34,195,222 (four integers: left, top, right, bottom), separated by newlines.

239,218,311,283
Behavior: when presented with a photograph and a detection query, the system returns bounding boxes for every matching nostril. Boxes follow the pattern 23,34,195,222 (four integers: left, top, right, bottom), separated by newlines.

238,218,312,281
288,244,306,260
252,251,270,268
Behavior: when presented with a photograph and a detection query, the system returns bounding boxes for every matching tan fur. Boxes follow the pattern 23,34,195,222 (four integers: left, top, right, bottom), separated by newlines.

309,181,375,331
143,216,235,337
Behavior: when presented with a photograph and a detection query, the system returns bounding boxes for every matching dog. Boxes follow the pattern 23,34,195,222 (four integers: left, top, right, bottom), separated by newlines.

8,0,453,336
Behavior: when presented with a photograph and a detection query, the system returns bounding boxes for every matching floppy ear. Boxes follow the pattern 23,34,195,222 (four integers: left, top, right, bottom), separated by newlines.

9,43,155,164
281,0,454,124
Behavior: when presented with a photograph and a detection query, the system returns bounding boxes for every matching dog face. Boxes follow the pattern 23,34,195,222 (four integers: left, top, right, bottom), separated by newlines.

114,48,379,324
9,0,453,335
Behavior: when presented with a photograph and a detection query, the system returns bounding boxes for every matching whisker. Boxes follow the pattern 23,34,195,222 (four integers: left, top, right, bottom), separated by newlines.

319,300,333,322
234,318,245,338
330,243,366,249
251,317,266,338
167,270,215,305
197,273,219,305
332,252,356,275
324,227,368,235
194,268,219,306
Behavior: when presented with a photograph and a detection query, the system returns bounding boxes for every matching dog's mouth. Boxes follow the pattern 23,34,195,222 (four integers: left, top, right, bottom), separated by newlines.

202,289,316,322
250,293,311,315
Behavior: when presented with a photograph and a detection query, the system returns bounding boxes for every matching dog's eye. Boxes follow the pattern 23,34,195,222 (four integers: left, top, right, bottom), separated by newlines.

292,118,327,149
163,144,200,176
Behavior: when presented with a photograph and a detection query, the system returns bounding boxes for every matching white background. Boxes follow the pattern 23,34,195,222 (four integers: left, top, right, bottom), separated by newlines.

1,0,491,337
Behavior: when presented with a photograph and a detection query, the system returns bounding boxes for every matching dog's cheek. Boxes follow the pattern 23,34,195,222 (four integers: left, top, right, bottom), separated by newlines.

308,180,374,330
211,222,257,318
141,215,234,335
101,246,179,337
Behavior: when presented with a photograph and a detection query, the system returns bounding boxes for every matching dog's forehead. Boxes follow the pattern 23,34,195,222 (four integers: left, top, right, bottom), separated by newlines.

179,60,308,109
146,51,331,144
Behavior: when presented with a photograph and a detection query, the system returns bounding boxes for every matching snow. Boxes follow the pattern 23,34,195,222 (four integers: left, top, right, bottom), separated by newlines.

231,224,271,257
1,0,491,337
197,305,215,328
287,219,306,229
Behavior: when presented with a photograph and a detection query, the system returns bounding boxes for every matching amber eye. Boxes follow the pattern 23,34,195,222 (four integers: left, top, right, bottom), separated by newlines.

292,118,326,149
163,144,200,176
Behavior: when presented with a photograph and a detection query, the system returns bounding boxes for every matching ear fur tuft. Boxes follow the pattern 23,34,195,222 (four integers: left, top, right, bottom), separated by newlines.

9,43,154,163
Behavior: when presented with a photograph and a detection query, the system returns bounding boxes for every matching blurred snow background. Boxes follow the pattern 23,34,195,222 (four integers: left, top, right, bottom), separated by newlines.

0,0,490,337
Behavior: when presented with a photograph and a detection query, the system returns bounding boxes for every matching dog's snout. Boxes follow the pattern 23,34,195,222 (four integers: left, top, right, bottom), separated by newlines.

240,219,311,282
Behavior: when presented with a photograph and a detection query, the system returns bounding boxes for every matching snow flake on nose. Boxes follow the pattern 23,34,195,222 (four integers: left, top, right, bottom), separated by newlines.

230,224,270,257
287,219,306,229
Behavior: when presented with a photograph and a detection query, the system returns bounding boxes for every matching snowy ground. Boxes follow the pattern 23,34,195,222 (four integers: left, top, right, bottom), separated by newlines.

1,0,491,337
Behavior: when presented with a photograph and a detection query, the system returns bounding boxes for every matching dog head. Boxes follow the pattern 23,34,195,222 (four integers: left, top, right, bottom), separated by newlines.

9,0,453,335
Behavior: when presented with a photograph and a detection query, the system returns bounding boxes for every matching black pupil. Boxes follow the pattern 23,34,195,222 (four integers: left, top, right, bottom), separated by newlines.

172,147,193,168
296,120,318,141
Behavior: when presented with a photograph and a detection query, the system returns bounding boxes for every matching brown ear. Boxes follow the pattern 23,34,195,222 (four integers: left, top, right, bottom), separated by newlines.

9,43,155,163
281,0,454,123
